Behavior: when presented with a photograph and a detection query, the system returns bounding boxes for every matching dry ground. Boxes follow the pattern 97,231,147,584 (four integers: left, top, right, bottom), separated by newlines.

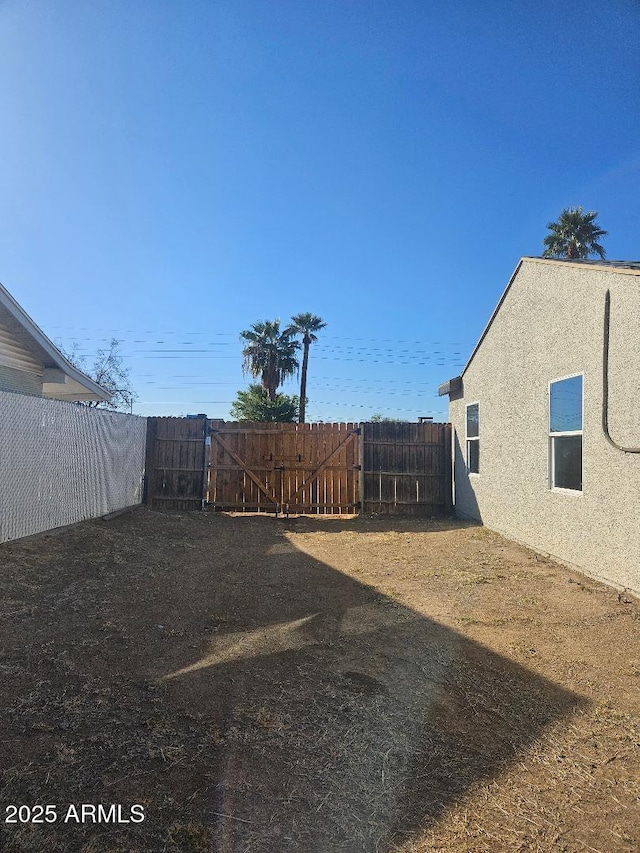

0,508,638,853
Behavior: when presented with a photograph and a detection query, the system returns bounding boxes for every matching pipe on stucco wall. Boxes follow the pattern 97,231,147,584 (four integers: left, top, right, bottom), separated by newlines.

602,289,640,453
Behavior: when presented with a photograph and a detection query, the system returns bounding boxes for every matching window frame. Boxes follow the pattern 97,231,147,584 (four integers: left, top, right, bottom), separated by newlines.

465,401,480,476
548,373,584,494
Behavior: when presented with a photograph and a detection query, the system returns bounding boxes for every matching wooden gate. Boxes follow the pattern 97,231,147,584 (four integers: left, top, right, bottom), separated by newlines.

362,421,452,516
144,416,208,510
208,421,360,514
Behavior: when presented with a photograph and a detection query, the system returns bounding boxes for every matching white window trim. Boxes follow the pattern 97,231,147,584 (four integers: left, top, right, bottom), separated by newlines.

465,401,480,476
548,373,584,494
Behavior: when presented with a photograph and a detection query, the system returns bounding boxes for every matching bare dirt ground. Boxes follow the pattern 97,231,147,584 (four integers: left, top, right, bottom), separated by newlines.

0,508,638,853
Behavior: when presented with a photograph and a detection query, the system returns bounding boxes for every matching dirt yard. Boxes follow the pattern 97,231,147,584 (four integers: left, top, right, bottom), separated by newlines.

0,509,638,853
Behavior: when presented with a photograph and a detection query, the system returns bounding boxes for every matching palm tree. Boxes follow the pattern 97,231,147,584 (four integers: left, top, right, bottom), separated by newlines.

287,313,326,423
240,320,299,401
542,206,607,260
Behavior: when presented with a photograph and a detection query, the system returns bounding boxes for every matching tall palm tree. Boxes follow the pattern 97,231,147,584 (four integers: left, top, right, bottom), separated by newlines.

287,313,326,423
240,320,299,401
542,206,607,260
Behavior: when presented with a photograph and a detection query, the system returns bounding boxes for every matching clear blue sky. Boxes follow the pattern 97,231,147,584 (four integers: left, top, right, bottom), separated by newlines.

1,0,638,420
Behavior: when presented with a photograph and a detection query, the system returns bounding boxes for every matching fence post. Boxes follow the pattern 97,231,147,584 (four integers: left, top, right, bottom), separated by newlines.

143,417,157,506
200,416,210,510
444,423,453,515
358,423,365,515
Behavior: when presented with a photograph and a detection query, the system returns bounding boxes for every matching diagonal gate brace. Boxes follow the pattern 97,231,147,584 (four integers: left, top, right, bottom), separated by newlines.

210,431,278,506
287,430,358,505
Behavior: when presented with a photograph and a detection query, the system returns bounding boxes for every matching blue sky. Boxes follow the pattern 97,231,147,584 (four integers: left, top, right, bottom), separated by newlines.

1,0,638,420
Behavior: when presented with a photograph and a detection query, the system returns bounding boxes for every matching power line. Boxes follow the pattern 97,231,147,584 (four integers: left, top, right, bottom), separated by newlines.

50,324,464,347
136,400,446,414
138,377,438,385
149,386,439,398
63,345,463,360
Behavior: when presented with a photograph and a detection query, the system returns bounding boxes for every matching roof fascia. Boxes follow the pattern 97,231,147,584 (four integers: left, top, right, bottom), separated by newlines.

527,257,640,277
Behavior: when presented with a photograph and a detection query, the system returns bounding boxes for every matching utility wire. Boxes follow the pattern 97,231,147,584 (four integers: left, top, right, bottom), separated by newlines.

50,325,464,346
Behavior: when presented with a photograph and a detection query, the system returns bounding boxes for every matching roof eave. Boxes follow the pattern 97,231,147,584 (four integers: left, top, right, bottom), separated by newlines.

438,376,462,397
0,283,113,402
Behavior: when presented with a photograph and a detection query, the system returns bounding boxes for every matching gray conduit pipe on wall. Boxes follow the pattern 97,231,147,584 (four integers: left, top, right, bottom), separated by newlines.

602,289,640,453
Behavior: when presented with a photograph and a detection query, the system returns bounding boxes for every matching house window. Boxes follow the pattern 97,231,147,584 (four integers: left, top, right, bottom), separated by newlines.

549,374,583,491
466,403,479,474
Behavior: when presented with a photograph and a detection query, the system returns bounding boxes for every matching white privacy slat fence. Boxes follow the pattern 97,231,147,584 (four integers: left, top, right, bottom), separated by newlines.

0,390,147,543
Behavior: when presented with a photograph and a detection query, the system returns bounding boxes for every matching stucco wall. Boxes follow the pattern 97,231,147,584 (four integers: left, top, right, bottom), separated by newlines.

450,259,640,595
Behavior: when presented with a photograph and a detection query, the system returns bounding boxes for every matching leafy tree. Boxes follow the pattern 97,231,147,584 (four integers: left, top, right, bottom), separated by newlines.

230,384,298,422
286,313,326,423
369,413,409,423
240,320,299,401
542,206,607,260
60,338,136,412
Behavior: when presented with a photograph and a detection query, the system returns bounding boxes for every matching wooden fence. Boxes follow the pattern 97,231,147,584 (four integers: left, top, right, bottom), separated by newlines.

361,421,452,516
145,418,452,516
144,416,208,511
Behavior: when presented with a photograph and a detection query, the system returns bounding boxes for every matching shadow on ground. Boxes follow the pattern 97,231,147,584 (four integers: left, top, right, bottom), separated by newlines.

0,509,584,852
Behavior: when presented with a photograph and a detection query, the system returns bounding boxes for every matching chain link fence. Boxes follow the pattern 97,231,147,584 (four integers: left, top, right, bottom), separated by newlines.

0,390,147,543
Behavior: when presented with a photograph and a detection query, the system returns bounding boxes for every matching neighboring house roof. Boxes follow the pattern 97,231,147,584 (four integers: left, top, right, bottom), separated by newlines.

438,257,640,397
0,282,112,402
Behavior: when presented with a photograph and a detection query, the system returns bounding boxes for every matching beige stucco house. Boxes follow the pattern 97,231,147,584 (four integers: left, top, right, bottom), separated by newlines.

439,257,640,595
0,282,110,402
